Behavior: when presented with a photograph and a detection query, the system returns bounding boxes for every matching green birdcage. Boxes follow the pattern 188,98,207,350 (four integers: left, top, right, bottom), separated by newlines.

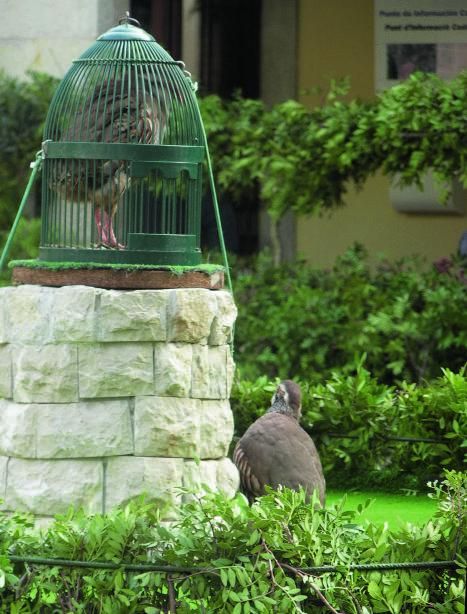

39,15,207,266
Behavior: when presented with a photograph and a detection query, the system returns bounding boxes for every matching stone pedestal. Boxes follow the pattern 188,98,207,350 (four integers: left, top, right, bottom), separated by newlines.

0,285,238,521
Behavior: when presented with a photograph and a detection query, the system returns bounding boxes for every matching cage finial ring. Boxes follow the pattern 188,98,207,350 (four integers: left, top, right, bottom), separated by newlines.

119,11,141,27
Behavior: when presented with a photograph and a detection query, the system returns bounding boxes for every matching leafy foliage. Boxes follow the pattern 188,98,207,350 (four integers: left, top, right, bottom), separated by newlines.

0,71,58,228
2,70,467,266
0,218,40,286
233,245,467,384
2,71,467,234
200,71,467,221
231,366,467,491
0,473,465,612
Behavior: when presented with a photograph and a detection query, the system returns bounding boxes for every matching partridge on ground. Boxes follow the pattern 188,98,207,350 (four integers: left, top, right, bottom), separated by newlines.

233,380,325,505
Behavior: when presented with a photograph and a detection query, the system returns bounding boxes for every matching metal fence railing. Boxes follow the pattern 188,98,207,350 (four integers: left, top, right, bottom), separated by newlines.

6,554,466,612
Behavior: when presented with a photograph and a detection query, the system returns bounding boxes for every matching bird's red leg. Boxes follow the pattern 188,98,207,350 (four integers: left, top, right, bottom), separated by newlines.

94,207,110,245
103,209,125,249
94,208,123,249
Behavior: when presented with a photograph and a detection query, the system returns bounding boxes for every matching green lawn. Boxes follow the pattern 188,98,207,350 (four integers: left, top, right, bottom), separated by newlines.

327,490,437,528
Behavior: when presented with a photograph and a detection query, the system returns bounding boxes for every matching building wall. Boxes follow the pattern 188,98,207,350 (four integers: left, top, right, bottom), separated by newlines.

259,0,298,260
2,0,465,264
296,0,466,267
0,0,128,79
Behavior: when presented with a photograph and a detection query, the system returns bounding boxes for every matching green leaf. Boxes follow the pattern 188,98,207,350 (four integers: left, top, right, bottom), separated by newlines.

368,580,383,599
220,569,228,587
228,567,237,588
247,529,260,546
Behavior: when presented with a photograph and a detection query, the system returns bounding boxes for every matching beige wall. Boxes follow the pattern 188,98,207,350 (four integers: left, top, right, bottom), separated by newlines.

296,0,466,267
0,0,128,79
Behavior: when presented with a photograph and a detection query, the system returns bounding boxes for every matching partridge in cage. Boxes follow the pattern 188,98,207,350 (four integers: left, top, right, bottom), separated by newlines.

52,77,168,248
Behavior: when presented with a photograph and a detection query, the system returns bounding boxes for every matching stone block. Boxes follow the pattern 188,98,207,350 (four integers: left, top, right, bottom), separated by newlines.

35,400,133,458
0,400,35,458
105,456,184,517
97,290,168,342
226,349,235,398
0,456,8,500
199,400,234,459
5,459,103,515
3,285,52,344
0,291,6,343
51,285,99,342
13,344,78,403
167,289,217,343
0,345,11,398
182,458,239,502
79,343,153,398
134,396,199,457
191,345,229,399
209,291,237,345
216,458,240,497
154,343,192,397
182,460,217,501
134,396,235,459
0,399,132,459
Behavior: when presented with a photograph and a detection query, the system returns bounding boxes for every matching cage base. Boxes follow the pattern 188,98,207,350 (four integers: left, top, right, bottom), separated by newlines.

11,263,224,290
39,246,202,266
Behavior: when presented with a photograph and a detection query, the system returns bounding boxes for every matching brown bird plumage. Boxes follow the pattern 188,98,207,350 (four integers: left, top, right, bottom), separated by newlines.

53,77,166,248
233,380,325,505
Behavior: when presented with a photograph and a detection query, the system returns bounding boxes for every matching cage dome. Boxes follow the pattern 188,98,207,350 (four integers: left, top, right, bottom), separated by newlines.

40,16,206,265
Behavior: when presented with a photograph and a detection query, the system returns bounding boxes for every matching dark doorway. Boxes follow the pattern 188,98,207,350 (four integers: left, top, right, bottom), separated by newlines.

130,0,182,59
199,0,261,98
199,0,261,255
131,0,262,98
130,0,261,255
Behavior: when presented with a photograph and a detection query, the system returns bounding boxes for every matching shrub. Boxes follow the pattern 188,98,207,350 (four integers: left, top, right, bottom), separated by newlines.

233,245,467,385
0,217,40,286
0,70,58,228
200,73,467,227
3,71,467,234
231,366,467,491
0,473,465,612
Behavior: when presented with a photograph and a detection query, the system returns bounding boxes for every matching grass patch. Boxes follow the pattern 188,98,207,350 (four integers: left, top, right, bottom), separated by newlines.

327,490,437,528
9,259,225,276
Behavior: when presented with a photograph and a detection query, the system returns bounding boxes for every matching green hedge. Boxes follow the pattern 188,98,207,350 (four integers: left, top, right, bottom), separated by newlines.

5,70,467,232
0,218,40,286
200,72,467,222
4,71,467,224
0,473,465,613
0,71,58,228
231,366,466,491
233,246,467,385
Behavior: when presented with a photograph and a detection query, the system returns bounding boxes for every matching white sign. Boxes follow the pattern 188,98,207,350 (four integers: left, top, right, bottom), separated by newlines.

375,0,467,90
